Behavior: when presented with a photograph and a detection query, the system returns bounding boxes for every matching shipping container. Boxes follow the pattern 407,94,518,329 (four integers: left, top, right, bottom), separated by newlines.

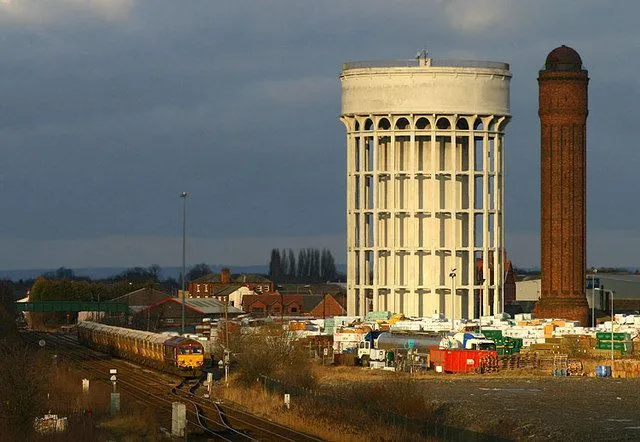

596,332,631,342
481,329,503,340
595,341,633,353
429,348,498,373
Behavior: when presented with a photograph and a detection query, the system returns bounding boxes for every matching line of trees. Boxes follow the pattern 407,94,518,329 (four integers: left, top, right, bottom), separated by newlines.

268,248,338,283
26,263,217,303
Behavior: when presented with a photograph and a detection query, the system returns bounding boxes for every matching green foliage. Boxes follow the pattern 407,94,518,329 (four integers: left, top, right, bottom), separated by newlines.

29,277,148,302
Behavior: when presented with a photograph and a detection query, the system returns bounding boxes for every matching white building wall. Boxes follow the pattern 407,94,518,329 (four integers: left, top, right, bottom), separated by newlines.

341,57,511,320
516,279,541,302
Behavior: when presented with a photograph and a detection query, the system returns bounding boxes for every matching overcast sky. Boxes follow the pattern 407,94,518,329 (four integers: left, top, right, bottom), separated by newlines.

0,0,638,271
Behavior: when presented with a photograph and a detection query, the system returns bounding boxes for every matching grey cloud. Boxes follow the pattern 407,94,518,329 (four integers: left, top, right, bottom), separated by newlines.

0,0,639,269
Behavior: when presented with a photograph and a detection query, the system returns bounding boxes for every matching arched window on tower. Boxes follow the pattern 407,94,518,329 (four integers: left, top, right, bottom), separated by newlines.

415,117,431,130
395,117,410,130
378,118,391,130
436,117,451,130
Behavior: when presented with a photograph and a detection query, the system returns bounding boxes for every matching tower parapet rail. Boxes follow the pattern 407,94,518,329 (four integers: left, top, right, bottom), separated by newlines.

342,59,509,70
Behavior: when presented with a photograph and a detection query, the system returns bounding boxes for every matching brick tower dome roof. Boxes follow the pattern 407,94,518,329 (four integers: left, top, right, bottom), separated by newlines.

545,45,583,71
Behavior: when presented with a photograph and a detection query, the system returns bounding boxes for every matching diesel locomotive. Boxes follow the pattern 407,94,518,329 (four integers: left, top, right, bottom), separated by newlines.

77,321,204,376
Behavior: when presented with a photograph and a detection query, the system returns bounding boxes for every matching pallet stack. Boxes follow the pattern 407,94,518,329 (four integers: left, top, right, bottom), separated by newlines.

612,359,640,378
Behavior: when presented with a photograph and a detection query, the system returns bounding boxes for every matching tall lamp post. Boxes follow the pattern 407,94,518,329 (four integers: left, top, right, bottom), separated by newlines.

478,278,485,335
591,268,598,327
449,268,456,331
180,191,188,335
610,289,615,370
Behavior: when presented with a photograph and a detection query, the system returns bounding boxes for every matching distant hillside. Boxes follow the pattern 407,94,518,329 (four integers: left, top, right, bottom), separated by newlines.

0,263,347,281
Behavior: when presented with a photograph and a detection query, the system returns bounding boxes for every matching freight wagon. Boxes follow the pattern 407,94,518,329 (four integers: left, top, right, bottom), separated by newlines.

77,321,204,376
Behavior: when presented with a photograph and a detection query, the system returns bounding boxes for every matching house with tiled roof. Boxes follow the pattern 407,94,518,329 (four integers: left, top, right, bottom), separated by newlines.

241,292,347,318
242,293,304,316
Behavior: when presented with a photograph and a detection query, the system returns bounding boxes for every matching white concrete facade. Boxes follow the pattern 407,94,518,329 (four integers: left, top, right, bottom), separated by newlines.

516,279,541,302
340,56,511,320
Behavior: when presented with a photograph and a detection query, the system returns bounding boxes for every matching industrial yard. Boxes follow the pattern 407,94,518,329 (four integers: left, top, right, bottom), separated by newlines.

2,297,640,442
9,327,640,442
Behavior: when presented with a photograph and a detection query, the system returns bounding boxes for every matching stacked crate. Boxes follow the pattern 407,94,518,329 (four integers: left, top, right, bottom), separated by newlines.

482,329,522,355
595,332,633,355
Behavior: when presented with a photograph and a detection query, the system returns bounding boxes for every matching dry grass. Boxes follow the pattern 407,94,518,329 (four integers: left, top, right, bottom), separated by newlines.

97,413,160,442
216,380,435,442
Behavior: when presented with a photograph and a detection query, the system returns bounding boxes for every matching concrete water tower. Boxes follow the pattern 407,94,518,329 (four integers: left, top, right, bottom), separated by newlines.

340,51,511,320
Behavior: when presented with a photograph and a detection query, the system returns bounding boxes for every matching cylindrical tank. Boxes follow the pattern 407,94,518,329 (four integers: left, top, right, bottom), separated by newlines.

341,53,512,321
376,332,441,351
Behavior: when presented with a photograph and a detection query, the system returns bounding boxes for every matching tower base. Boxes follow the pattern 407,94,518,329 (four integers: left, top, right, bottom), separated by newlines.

533,297,589,326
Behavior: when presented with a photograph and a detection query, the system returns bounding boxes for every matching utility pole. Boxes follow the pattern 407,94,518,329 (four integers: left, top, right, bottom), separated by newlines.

224,293,229,387
591,268,598,327
449,268,456,331
611,289,615,370
478,278,485,335
180,191,188,335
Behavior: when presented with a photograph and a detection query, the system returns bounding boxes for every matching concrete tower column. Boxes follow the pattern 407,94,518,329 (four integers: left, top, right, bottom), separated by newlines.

533,45,589,325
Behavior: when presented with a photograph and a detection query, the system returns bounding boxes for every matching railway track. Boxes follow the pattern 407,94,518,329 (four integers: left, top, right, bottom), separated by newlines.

22,330,323,441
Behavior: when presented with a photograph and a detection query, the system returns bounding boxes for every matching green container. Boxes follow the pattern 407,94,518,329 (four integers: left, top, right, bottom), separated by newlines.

366,311,392,320
482,330,503,339
596,332,630,341
595,341,633,352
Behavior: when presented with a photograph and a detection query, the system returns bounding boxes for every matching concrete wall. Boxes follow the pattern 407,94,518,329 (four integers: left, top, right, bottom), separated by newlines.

516,279,541,302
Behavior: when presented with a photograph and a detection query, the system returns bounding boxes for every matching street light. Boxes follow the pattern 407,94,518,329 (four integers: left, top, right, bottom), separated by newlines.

591,268,598,327
478,278,485,335
180,191,188,335
449,268,456,331
610,289,615,370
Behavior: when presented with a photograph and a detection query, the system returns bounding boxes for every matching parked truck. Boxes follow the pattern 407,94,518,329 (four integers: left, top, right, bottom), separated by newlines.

440,332,497,351
356,331,443,368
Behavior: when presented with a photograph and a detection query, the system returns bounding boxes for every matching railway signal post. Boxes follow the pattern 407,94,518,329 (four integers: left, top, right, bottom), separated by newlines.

109,369,120,414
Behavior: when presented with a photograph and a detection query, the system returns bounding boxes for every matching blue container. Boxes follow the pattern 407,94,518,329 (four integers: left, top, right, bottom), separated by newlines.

552,368,567,377
595,365,612,377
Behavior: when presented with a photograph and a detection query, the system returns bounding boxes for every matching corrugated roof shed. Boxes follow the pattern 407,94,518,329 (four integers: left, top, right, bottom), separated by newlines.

184,297,244,314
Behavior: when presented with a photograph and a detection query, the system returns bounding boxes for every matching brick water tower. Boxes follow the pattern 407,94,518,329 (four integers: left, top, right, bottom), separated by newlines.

533,45,589,325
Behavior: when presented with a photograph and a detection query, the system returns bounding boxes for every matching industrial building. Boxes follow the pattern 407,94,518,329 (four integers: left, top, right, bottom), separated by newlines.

340,52,511,320
516,273,640,318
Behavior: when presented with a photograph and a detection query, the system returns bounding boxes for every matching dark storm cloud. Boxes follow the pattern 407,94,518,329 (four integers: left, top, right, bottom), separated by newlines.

0,0,639,269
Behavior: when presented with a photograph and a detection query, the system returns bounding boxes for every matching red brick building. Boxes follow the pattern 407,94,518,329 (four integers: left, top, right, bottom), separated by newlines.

189,268,274,296
242,293,303,316
307,294,347,318
474,252,516,315
242,293,347,318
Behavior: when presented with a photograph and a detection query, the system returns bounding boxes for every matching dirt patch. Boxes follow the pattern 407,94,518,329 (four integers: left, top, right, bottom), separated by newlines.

315,366,640,441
